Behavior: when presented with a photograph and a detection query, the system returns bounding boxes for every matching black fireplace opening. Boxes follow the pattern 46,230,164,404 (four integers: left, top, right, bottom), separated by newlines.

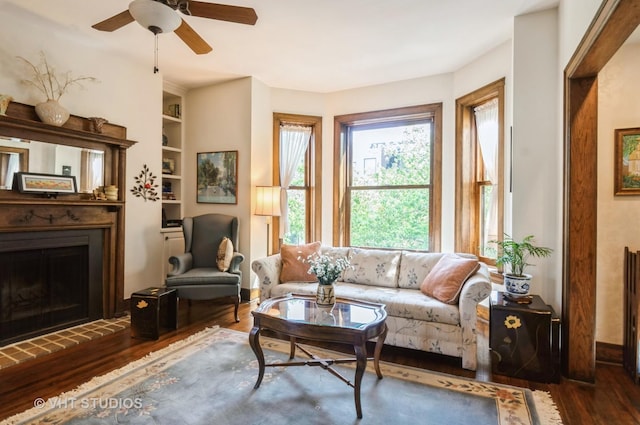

0,229,103,346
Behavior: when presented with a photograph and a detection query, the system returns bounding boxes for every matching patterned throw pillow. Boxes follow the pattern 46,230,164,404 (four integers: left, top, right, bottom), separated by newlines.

341,248,401,288
216,237,234,272
280,241,322,283
420,254,480,304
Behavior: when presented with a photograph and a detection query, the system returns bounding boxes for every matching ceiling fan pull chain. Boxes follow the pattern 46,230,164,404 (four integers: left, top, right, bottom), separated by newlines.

154,33,159,74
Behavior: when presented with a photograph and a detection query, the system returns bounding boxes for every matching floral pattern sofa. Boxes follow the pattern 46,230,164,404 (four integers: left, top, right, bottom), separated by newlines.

251,247,492,370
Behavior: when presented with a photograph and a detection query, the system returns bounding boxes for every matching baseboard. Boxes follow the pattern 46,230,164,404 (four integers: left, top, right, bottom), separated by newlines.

596,341,623,364
241,288,260,302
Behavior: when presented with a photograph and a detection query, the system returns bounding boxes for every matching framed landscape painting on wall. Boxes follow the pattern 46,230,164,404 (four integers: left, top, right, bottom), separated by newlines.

614,127,640,195
197,151,238,204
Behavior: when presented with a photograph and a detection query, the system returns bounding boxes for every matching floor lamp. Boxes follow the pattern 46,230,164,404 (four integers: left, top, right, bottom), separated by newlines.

255,186,282,255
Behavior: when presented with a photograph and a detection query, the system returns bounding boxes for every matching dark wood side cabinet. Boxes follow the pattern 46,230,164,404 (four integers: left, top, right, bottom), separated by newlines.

490,292,560,383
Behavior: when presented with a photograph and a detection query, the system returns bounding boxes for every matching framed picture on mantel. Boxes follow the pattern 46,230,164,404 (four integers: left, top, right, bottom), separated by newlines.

614,127,640,195
196,151,238,204
14,172,77,195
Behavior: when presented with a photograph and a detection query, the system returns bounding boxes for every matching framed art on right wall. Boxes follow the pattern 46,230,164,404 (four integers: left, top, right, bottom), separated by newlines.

615,127,640,195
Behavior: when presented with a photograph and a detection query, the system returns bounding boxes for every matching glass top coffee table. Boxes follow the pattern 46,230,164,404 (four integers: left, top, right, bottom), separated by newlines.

249,294,388,419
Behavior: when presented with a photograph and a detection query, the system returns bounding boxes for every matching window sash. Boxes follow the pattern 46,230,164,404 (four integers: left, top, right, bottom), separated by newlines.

334,103,441,251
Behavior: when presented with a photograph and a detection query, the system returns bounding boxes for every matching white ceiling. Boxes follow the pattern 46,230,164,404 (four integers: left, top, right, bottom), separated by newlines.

2,0,560,93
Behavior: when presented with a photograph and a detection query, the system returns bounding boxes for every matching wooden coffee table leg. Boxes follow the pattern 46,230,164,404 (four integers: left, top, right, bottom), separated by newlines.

289,336,296,359
248,326,265,389
373,324,387,379
353,342,367,419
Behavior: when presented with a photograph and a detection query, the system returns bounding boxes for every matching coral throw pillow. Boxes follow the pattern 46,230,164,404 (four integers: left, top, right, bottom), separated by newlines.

280,241,322,283
420,254,480,304
216,237,234,272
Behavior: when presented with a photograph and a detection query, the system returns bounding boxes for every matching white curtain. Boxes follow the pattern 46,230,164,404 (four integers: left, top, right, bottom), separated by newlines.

279,124,311,237
80,149,104,192
474,98,499,248
0,153,18,189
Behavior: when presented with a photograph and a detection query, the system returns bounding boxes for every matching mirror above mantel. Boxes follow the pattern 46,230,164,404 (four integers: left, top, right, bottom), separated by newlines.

0,137,104,191
0,100,136,201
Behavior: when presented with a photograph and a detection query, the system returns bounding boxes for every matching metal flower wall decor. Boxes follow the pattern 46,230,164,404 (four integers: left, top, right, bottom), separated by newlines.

131,164,159,202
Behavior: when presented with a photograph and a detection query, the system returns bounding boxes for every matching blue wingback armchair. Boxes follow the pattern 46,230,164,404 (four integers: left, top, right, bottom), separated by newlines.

165,213,244,322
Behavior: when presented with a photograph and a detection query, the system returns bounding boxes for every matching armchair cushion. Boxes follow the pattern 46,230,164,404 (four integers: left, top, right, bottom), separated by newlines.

217,237,234,272
166,268,241,286
420,254,480,304
280,241,321,283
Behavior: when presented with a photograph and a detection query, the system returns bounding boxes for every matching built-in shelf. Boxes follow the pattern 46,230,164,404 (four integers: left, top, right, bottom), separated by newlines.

162,114,182,123
162,83,184,229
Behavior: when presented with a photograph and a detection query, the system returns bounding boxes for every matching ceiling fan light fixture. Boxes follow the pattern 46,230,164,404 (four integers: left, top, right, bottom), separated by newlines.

129,0,181,34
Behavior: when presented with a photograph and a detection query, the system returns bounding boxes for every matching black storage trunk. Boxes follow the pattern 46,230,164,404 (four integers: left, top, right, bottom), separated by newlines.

131,287,177,340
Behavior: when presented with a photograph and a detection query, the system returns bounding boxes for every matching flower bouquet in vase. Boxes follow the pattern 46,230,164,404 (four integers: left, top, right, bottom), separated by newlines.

304,252,351,307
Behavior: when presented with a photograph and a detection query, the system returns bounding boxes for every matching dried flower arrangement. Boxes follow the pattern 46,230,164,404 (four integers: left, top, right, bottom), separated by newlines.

17,51,98,101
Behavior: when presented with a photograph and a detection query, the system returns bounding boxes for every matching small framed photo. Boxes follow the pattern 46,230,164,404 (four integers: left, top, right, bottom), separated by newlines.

615,127,640,195
162,158,175,175
197,151,238,204
14,172,77,194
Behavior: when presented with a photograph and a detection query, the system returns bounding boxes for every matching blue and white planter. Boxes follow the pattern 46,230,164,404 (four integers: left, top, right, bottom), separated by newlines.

504,273,532,297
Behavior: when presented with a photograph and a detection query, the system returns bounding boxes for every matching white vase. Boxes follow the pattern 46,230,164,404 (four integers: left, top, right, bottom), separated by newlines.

35,99,69,127
504,273,532,298
316,282,336,307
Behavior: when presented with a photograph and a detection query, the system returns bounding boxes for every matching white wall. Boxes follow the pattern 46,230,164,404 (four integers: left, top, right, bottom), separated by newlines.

597,42,640,344
184,78,254,290
511,9,560,308
249,77,273,290
559,0,603,69
0,3,162,299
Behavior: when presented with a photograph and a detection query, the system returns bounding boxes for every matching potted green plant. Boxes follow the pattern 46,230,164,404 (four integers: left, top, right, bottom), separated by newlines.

493,234,553,297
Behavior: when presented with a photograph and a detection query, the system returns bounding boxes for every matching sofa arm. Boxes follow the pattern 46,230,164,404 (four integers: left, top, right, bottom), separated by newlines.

168,252,193,277
458,263,492,370
251,254,282,303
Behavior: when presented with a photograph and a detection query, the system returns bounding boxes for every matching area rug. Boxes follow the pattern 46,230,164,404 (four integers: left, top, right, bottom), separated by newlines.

1,327,563,425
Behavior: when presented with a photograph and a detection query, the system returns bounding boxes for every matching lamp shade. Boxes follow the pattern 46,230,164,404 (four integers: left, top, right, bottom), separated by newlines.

129,0,181,34
255,186,282,217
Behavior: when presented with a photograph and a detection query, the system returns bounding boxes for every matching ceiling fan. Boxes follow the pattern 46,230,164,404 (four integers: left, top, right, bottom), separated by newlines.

92,0,258,55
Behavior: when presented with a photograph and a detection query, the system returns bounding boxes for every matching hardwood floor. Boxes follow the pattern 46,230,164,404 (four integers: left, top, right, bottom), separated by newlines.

1,299,639,424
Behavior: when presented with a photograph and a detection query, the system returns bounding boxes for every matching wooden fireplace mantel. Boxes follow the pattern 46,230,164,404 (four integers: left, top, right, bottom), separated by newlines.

0,101,137,317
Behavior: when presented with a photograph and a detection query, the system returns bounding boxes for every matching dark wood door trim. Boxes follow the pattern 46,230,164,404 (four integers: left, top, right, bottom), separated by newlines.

564,0,640,382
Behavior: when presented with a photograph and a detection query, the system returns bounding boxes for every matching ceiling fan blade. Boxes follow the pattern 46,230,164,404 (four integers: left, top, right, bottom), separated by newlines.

175,19,213,54
92,10,135,32
187,1,257,25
